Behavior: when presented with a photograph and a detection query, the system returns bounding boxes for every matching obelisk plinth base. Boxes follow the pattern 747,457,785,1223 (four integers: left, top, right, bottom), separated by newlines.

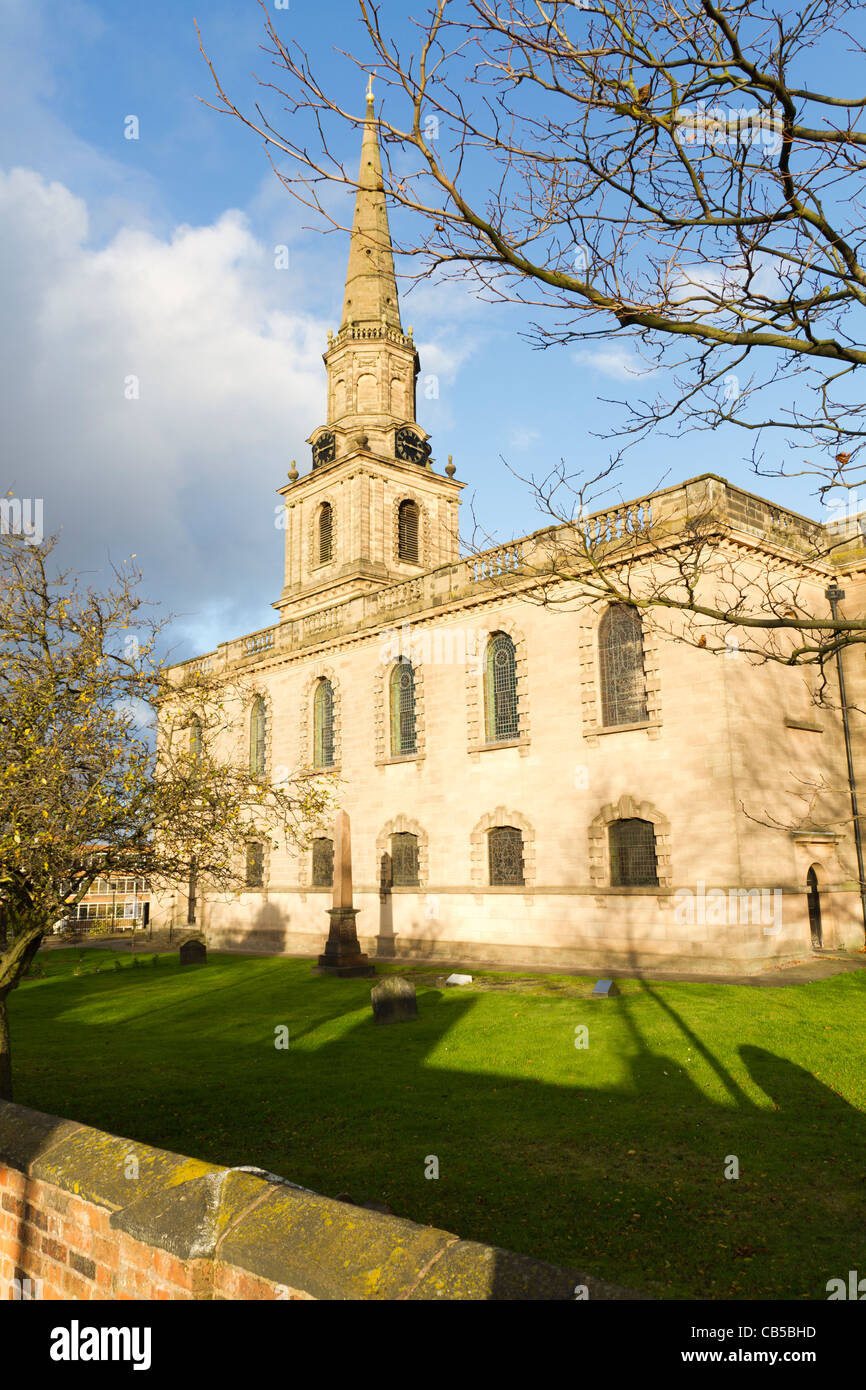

312,907,376,978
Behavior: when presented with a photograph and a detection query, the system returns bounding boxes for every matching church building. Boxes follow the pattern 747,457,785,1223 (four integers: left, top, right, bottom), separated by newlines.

156,92,866,973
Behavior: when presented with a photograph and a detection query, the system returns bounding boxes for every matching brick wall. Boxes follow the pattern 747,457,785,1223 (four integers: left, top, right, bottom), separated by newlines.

0,1100,642,1301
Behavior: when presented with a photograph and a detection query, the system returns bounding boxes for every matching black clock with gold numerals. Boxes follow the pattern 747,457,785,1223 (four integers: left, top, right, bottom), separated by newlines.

395,427,431,465
312,431,336,469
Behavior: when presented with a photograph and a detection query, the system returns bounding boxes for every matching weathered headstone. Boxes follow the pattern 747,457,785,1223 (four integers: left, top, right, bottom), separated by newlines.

313,810,375,978
179,937,206,966
592,978,619,998
371,976,418,1025
446,973,473,987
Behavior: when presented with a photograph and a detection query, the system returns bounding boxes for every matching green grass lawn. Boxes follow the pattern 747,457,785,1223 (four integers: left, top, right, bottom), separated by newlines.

8,948,866,1299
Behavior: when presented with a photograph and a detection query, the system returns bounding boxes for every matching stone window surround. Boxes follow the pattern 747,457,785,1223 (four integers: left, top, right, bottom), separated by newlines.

298,666,343,774
578,604,662,744
373,657,426,766
466,618,531,758
470,806,537,888
588,794,672,891
376,814,430,890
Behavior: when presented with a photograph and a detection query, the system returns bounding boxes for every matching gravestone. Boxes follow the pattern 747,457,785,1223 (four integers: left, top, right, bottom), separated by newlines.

370,976,418,1025
313,811,375,977
179,938,206,966
592,978,619,998
445,973,473,986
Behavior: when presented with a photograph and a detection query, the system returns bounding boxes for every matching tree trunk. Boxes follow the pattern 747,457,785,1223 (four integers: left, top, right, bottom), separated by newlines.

0,993,11,1102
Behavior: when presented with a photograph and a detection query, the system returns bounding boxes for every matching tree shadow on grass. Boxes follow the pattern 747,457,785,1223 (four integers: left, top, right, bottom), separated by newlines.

5,957,865,1300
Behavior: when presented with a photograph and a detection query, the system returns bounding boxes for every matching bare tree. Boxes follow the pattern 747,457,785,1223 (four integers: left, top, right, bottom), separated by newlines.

0,533,331,1099
195,0,866,664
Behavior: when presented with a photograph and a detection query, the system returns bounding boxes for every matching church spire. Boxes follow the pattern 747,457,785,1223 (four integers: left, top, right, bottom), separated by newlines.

340,82,402,333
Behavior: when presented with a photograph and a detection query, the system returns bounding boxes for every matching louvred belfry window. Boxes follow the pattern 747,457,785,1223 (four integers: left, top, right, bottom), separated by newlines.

398,499,420,563
318,502,334,564
390,659,417,755
488,826,524,886
598,604,649,727
609,819,658,887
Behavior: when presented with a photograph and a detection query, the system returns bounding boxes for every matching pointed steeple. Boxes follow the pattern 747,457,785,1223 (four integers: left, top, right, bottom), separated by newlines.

341,84,402,333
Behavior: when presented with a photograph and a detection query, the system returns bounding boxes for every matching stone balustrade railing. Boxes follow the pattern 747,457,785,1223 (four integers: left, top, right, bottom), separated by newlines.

468,541,525,583
581,499,652,547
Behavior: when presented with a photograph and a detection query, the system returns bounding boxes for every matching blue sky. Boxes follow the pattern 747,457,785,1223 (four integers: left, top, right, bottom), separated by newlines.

1,0,854,660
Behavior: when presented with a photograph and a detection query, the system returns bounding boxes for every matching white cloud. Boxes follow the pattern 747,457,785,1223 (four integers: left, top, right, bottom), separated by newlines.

573,345,660,381
1,167,327,658
508,427,541,452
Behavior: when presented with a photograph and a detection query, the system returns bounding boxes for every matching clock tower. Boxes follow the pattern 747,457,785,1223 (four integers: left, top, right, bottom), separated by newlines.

275,85,463,620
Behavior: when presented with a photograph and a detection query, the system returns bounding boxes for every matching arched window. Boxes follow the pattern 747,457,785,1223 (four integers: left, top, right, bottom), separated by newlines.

313,679,335,768
390,659,417,756
391,832,419,887
249,697,266,777
488,826,524,886
312,837,334,888
318,502,334,564
398,499,420,563
609,819,658,887
245,842,264,888
357,373,377,412
598,604,648,727
189,715,202,763
390,376,406,416
485,632,519,742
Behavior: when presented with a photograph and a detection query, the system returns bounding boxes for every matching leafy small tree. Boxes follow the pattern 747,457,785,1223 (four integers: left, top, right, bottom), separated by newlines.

0,533,330,1100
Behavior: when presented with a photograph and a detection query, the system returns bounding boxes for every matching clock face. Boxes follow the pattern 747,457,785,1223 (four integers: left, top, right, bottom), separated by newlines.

395,427,431,465
312,431,336,468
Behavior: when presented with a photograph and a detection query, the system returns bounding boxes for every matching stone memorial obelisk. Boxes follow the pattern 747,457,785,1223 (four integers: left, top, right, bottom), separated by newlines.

314,810,375,977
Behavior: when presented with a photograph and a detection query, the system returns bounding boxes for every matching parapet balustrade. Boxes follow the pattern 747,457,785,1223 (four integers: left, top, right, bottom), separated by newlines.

467,541,525,583
581,499,653,547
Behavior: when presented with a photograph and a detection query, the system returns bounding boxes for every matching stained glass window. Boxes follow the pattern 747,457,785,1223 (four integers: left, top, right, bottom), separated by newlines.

488,826,524,885
398,499,419,563
609,819,658,886
598,605,648,727
391,832,419,887
312,838,334,888
485,633,519,741
250,697,266,777
390,659,417,755
246,842,264,888
313,679,335,767
189,715,202,763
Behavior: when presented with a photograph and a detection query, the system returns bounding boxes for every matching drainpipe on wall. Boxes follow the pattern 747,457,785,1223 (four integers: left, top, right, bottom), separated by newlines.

825,582,866,944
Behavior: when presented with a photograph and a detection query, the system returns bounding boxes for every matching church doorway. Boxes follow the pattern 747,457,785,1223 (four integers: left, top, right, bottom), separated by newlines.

807,867,823,950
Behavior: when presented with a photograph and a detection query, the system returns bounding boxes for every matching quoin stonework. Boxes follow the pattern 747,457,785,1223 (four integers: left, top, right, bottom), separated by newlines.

152,89,866,974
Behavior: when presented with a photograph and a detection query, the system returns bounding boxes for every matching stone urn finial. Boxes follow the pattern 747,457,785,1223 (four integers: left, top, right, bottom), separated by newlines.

288,459,298,482
445,454,456,477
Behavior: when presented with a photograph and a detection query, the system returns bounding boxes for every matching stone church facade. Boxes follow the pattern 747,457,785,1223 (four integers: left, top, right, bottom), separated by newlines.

155,94,866,973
